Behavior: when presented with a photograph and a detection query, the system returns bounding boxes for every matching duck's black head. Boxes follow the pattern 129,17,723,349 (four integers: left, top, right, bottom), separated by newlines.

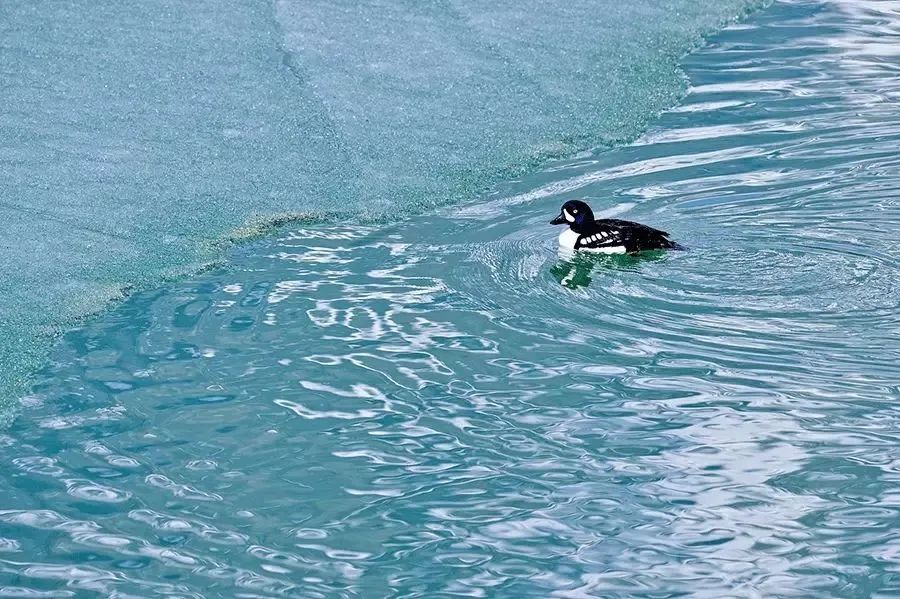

550,200,595,231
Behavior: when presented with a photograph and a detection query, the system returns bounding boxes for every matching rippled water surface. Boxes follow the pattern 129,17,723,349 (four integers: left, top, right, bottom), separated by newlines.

3,0,900,596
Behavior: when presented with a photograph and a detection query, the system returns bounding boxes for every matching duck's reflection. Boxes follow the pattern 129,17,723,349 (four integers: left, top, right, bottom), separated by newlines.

550,250,667,289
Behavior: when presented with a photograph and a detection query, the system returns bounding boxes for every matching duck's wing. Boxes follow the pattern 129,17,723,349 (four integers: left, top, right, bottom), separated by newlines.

583,219,679,252
575,223,629,252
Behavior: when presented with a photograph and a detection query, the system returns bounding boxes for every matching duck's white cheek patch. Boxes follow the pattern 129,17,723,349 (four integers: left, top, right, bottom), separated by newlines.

564,209,575,223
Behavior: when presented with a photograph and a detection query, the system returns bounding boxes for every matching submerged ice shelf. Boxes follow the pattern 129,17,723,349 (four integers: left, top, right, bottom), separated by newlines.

0,0,764,404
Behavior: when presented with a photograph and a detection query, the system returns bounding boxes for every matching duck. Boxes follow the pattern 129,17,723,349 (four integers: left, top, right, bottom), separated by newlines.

550,200,683,254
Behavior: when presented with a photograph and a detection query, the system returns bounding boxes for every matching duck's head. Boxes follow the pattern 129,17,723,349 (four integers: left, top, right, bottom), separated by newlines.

550,200,594,230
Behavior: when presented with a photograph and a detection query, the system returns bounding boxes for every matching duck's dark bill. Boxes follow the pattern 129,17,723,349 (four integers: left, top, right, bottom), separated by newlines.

550,214,566,225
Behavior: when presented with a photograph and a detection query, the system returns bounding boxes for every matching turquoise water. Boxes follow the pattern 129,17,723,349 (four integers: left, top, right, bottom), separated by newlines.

0,0,761,403
3,0,900,596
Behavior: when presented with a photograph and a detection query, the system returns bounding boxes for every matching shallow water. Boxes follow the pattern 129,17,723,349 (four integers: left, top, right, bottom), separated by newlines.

3,0,900,596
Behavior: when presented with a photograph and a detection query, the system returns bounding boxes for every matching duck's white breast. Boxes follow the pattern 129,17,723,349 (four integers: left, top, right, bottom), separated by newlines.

558,228,579,249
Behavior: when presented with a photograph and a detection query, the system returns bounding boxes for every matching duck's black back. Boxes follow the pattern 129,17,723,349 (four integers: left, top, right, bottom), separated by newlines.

594,218,681,252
